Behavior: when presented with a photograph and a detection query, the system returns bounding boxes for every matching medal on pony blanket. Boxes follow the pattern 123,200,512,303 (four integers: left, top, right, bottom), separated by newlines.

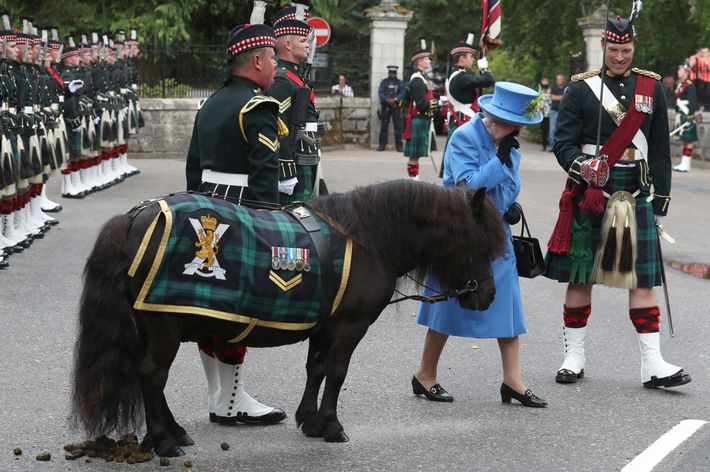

272,246,311,272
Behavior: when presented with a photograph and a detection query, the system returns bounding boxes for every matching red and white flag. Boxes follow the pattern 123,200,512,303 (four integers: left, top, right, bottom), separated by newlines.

480,0,502,52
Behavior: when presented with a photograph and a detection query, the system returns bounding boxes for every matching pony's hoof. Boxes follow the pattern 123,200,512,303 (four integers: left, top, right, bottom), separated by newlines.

155,440,185,458
174,433,194,447
323,427,349,443
139,435,155,452
301,416,325,438
295,406,317,427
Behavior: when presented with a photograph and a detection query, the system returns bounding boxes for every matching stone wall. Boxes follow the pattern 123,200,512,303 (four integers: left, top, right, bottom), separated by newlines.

131,98,199,157
317,96,371,148
130,96,371,156
669,110,709,161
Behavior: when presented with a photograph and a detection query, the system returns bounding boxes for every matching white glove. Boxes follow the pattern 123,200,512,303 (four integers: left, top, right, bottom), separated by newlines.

477,57,489,70
278,177,298,195
68,79,84,93
94,117,101,125
131,84,138,91
654,215,664,226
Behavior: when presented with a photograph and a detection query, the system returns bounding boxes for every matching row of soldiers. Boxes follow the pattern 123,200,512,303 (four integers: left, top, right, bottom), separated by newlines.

0,13,144,269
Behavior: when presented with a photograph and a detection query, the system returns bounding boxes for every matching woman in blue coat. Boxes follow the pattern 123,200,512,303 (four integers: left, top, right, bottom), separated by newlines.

412,82,547,407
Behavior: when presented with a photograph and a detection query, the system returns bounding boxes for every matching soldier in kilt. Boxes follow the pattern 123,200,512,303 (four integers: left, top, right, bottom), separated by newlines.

403,39,436,180
544,15,691,389
185,17,287,427
59,37,87,198
268,4,323,205
672,64,698,173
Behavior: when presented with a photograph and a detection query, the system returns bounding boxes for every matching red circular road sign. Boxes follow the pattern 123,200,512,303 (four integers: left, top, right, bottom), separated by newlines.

306,17,331,48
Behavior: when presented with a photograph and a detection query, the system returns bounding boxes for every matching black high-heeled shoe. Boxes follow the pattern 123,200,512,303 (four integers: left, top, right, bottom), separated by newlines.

411,375,454,402
500,383,547,408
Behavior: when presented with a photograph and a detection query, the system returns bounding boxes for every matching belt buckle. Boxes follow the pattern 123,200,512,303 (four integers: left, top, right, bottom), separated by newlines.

619,149,635,163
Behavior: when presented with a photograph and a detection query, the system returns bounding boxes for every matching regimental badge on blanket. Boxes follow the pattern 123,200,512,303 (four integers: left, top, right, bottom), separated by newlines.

634,94,653,114
183,214,230,280
271,246,311,272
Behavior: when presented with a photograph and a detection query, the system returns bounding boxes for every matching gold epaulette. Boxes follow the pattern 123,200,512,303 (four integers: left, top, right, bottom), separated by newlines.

632,68,661,80
571,69,601,83
239,95,281,141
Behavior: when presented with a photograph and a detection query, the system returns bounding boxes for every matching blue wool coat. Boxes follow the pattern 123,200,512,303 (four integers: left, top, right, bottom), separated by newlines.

416,114,527,338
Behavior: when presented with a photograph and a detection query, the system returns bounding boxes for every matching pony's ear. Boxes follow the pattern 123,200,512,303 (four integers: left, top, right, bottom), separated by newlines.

469,187,488,214
456,180,467,189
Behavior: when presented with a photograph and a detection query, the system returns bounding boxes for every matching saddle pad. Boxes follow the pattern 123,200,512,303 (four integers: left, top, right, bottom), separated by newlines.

129,193,351,331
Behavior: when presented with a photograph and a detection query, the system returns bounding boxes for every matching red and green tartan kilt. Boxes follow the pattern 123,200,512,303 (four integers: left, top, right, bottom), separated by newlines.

404,116,430,158
545,166,662,288
279,163,316,206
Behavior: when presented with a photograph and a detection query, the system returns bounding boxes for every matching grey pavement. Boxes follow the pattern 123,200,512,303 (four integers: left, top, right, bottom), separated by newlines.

1,140,709,471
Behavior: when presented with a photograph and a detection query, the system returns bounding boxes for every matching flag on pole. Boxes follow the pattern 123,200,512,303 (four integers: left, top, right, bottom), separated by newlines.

480,0,502,52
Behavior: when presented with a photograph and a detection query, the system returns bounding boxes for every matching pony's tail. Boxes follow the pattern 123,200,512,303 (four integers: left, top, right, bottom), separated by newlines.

71,214,145,437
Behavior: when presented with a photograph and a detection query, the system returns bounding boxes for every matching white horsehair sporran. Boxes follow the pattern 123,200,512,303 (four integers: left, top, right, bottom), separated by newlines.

591,190,638,289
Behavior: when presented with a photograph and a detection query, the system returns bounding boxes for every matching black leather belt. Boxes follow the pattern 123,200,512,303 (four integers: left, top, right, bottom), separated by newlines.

198,182,248,202
287,206,337,318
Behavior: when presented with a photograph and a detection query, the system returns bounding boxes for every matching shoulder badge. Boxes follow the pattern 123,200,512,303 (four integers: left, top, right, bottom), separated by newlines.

239,95,281,141
571,69,601,83
632,68,661,80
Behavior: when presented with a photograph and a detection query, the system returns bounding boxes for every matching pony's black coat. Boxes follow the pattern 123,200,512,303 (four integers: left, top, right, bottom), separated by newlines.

71,179,506,456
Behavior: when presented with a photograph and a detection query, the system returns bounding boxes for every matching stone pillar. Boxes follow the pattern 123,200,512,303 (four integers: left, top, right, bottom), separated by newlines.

366,1,413,149
577,7,613,70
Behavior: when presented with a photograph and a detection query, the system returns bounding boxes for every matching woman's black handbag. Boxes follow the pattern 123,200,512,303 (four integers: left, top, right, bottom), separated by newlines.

512,207,546,278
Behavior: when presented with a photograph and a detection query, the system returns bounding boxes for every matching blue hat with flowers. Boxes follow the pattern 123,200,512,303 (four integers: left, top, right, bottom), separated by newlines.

478,82,543,126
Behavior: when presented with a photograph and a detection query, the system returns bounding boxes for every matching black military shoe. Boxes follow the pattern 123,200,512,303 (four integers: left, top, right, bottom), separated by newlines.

643,370,691,389
215,408,287,426
556,368,584,383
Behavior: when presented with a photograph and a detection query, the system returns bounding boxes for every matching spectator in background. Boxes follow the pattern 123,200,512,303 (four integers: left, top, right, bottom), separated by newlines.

689,47,710,110
548,74,566,151
331,73,354,98
539,78,552,151
662,75,675,108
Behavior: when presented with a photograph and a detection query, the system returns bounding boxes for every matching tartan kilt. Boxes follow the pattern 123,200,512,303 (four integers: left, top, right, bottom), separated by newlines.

280,163,316,206
404,116,430,158
677,112,698,142
545,166,662,288
67,129,82,159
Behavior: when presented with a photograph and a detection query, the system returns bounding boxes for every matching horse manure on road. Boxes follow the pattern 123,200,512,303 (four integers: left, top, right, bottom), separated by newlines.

221,442,230,451
184,459,194,467
160,457,171,466
12,447,22,456
63,433,154,463
36,451,51,461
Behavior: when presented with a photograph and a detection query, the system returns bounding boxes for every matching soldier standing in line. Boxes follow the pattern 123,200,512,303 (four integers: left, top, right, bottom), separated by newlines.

268,3,325,205
58,36,86,198
185,13,287,427
377,65,405,152
545,13,691,389
0,13,22,266
402,39,437,181
41,26,67,212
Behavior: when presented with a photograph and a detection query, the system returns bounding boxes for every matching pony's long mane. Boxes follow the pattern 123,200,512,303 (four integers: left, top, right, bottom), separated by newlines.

308,180,506,288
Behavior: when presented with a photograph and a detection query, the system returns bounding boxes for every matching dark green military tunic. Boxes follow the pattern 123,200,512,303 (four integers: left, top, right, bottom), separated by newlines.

545,68,671,287
268,59,319,204
185,76,283,204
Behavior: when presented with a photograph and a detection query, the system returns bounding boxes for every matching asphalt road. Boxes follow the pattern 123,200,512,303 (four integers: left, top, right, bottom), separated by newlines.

1,140,708,471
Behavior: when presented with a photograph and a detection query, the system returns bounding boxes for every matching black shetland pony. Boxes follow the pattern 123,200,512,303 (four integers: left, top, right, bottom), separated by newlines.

71,180,506,457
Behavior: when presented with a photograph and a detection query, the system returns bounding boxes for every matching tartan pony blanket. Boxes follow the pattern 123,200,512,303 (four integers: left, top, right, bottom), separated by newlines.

128,193,352,332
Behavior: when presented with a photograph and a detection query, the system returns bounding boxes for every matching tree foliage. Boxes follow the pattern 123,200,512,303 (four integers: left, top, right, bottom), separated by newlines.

2,0,709,86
